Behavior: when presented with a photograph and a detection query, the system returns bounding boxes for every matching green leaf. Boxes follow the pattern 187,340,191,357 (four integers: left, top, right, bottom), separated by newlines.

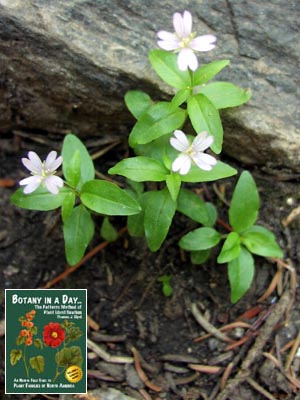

65,326,83,343
61,191,76,222
125,90,152,120
162,284,173,297
109,157,168,182
205,203,218,227
62,133,95,190
31,325,38,335
55,346,83,367
193,60,230,86
127,192,147,237
129,102,186,147
144,189,176,251
126,179,144,196
180,160,237,183
187,94,223,154
11,186,72,211
34,338,44,350
81,180,141,215
29,356,45,373
171,88,191,108
191,249,211,264
63,205,94,266
10,349,22,366
100,217,118,242
241,225,283,258
64,150,81,187
179,227,221,251
166,173,181,202
149,49,192,89
127,213,144,237
228,247,254,303
158,275,173,297
200,82,252,109
217,232,241,263
16,336,25,346
177,189,216,227
229,171,259,233
134,134,171,162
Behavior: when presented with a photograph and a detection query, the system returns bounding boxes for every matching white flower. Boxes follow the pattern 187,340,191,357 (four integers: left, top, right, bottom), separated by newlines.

170,130,217,175
19,151,64,194
157,10,216,71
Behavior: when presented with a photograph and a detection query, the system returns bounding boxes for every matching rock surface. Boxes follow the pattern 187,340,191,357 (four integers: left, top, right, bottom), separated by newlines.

0,0,299,171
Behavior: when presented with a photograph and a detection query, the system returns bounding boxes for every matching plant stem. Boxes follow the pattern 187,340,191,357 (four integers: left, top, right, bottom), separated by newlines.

22,345,29,378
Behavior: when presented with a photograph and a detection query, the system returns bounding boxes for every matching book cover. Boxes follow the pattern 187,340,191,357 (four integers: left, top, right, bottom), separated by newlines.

5,289,87,394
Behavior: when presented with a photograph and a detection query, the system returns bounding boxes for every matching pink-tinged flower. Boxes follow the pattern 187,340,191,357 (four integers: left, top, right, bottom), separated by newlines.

43,322,65,348
157,10,216,71
19,151,63,195
170,130,217,175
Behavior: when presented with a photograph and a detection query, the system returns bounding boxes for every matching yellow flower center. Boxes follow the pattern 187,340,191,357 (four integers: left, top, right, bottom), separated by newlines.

186,144,196,157
179,32,196,48
51,331,58,338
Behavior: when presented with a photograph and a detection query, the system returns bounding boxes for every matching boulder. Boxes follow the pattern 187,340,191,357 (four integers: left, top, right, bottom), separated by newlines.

0,0,299,171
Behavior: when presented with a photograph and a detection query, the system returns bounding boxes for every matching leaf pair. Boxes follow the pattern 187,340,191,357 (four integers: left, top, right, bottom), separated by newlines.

11,134,142,266
149,49,251,108
62,136,141,265
110,156,236,187
146,49,251,154
179,172,283,303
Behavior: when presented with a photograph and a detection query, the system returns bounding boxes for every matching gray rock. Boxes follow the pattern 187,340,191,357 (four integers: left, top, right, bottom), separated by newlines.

0,0,299,171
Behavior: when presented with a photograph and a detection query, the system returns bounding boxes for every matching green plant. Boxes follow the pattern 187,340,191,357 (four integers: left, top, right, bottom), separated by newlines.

179,171,283,302
10,10,282,303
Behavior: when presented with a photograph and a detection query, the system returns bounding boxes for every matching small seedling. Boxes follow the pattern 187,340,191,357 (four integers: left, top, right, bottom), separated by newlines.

158,275,173,297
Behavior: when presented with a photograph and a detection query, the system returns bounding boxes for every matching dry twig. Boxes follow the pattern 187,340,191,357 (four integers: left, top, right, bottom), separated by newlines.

87,315,100,331
131,347,162,392
215,289,292,400
191,303,233,343
220,362,234,390
194,321,251,343
87,338,133,364
284,331,300,371
282,206,300,227
257,268,282,303
246,377,278,400
43,226,127,288
188,364,222,374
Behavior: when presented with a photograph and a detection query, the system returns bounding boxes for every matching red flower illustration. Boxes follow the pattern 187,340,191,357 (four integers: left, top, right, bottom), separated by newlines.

43,322,65,348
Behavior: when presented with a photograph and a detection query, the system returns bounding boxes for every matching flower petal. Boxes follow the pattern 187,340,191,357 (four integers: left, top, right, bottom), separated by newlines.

45,151,62,172
170,130,190,151
157,31,179,50
45,150,57,166
157,30,177,42
49,155,63,172
172,154,192,175
192,132,214,152
190,34,217,52
44,176,64,195
192,153,217,170
157,39,180,51
19,176,42,194
182,11,192,37
22,151,43,174
177,48,198,71
173,12,185,38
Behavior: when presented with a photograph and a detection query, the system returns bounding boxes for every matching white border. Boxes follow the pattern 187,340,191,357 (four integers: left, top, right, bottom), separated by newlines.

5,288,87,395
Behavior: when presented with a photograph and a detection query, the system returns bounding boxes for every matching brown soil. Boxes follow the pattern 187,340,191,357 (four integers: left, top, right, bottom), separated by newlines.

1,132,300,400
